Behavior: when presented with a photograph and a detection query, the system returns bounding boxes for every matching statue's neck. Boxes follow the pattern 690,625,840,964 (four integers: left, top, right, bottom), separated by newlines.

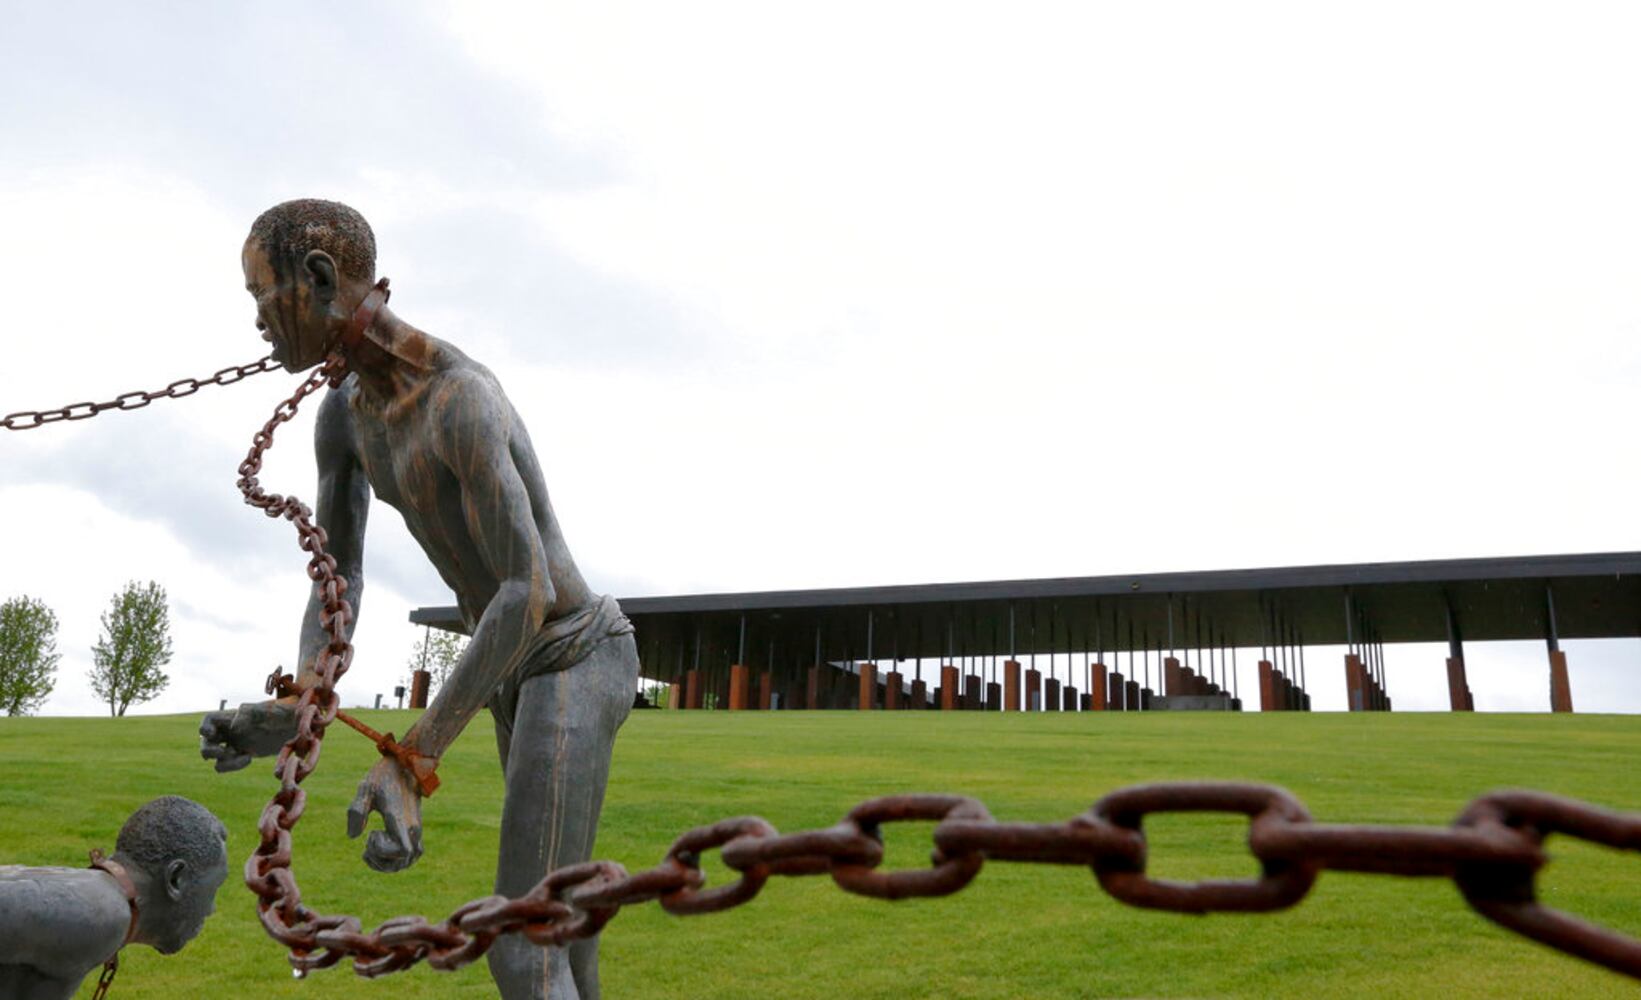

346,307,436,404
104,853,148,948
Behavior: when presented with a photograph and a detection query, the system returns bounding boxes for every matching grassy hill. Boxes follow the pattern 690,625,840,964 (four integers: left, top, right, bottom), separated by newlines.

1,709,1637,998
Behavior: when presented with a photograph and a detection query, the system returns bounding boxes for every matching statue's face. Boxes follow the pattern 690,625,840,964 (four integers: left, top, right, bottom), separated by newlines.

242,238,335,372
148,841,229,955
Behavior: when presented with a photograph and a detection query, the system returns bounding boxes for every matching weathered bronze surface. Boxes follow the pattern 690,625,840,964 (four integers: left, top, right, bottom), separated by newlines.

0,797,228,1000
198,199,637,999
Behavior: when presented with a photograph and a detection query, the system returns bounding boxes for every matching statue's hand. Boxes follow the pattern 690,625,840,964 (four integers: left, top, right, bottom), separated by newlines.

346,757,424,872
198,698,297,772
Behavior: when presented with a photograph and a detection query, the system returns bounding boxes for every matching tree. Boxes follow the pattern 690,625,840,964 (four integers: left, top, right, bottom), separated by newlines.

0,595,61,716
407,627,468,694
89,581,173,717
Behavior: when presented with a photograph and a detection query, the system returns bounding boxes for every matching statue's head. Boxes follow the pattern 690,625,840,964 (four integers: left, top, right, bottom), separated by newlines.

115,796,229,954
243,199,378,372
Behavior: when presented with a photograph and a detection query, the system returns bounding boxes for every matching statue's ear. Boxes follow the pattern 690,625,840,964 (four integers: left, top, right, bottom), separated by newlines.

164,858,187,901
302,249,339,303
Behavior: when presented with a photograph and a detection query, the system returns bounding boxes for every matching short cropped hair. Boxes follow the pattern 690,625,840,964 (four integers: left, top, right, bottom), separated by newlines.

248,199,377,284
115,796,227,876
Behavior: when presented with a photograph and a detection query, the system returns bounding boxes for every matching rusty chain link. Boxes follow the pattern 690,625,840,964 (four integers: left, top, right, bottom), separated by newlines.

1,356,282,430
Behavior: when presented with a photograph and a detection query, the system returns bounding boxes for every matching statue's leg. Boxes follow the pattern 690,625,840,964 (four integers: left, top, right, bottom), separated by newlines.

491,696,513,767
486,634,638,1000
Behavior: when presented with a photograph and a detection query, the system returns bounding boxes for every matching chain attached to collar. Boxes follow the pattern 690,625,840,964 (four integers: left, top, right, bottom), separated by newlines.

88,848,139,1000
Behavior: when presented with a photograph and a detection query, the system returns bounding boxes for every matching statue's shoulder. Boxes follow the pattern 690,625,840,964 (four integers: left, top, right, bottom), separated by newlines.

0,868,128,975
0,866,120,906
0,864,78,884
428,353,513,417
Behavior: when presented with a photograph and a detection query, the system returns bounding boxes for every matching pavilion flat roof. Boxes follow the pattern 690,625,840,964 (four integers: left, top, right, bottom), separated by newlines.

410,551,1641,671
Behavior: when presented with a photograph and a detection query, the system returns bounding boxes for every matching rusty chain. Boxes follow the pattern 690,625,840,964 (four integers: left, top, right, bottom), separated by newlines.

90,958,118,1000
1,357,282,430
234,351,362,968
242,766,1641,981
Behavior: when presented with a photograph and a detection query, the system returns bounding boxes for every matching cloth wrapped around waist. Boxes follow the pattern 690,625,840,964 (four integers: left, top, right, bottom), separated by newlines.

516,593,634,680
491,593,635,723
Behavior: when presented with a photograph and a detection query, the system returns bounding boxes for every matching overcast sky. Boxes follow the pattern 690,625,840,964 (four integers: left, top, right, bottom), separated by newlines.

1,1,1637,717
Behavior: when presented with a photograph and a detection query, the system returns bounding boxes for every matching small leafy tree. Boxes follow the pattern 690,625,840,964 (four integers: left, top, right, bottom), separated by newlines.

89,581,173,717
0,595,61,716
407,627,468,694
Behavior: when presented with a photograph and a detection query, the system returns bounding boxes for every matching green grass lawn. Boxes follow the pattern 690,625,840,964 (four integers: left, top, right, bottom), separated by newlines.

1,709,1637,999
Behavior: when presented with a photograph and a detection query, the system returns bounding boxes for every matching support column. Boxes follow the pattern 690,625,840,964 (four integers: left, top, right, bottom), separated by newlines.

1546,586,1573,713
758,671,774,710
685,669,703,709
1549,651,1574,713
1343,653,1365,712
1090,663,1108,710
1257,660,1274,711
1445,597,1470,713
858,663,878,710
1025,667,1042,711
806,666,822,710
409,669,431,709
729,664,752,710
1439,655,1468,711
939,665,960,710
1164,656,1182,697
885,670,904,710
1004,660,1022,711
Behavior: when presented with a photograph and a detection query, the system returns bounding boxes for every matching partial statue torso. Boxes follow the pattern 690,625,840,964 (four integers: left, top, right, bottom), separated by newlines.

321,336,593,631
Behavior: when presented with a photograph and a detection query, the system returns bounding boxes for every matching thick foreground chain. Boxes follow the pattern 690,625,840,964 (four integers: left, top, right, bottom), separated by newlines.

234,361,1641,984
1,357,282,430
252,771,1641,980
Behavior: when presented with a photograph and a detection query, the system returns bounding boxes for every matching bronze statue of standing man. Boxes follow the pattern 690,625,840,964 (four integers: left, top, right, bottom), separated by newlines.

199,199,639,1000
